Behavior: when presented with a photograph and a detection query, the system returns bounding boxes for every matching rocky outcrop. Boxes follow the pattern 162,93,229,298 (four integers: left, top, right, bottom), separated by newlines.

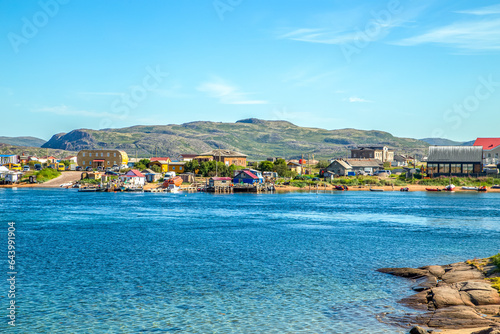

41,129,96,150
378,259,500,331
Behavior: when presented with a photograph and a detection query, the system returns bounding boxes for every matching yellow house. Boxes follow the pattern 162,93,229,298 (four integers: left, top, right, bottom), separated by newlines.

167,161,186,173
147,160,170,173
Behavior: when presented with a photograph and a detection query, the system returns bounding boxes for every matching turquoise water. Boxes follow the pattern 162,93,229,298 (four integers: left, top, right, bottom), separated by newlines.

1,189,500,333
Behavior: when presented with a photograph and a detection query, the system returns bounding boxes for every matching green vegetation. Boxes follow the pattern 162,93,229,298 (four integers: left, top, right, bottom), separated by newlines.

35,168,61,183
184,159,243,177
491,254,500,268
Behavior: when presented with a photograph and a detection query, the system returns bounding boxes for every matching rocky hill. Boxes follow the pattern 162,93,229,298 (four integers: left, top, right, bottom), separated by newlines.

0,144,76,158
41,118,429,160
419,138,474,146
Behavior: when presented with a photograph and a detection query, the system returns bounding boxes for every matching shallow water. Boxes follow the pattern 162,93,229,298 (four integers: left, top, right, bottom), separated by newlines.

1,189,499,333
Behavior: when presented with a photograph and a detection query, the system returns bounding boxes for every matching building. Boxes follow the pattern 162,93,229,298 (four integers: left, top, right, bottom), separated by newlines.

178,154,198,162
287,161,303,174
167,161,186,173
350,146,394,162
474,138,500,166
0,154,19,165
150,157,171,163
426,146,483,177
39,156,57,164
63,156,78,164
147,160,170,173
208,177,232,188
179,172,196,183
77,150,129,169
345,159,384,174
141,169,162,183
120,169,146,186
324,159,352,176
233,170,263,184
391,154,410,167
197,149,247,167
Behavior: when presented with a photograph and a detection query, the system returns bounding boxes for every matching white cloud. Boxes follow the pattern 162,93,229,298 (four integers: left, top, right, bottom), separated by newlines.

456,4,500,16
348,96,373,103
197,79,267,105
32,105,123,119
395,18,500,50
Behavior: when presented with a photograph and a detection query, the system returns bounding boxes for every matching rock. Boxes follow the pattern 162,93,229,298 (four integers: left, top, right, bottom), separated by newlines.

409,325,427,334
427,305,497,328
431,285,468,308
476,304,500,315
424,265,446,278
400,290,431,310
377,267,429,278
471,327,500,334
458,281,500,305
412,275,438,291
441,265,483,284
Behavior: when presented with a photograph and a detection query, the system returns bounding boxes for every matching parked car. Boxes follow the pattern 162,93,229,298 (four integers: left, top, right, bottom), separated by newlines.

112,164,120,171
23,165,30,172
85,166,93,171
75,166,82,171
34,164,42,171
97,166,104,172
375,170,392,175
312,177,320,181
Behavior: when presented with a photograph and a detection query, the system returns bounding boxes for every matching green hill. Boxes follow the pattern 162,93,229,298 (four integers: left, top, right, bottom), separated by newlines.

41,118,429,160
0,136,46,147
0,144,76,158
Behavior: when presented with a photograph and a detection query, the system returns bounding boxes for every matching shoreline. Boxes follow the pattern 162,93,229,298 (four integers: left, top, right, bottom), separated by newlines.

378,257,500,333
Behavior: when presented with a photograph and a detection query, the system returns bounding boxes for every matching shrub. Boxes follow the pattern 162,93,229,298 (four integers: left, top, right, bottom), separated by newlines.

35,168,61,183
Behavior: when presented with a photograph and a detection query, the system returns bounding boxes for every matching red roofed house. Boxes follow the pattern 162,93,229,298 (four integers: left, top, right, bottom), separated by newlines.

120,169,146,186
233,170,264,184
474,138,500,165
150,157,171,163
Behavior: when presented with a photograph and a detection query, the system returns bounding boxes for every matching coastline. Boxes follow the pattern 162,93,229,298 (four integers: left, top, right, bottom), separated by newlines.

378,257,500,333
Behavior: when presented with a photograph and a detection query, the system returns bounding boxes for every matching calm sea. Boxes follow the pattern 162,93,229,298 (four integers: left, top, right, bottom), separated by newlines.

1,188,500,333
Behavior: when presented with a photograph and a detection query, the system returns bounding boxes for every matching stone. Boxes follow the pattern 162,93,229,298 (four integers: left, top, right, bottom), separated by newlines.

425,265,446,278
431,285,467,308
427,305,497,329
377,267,429,278
471,327,500,334
409,325,427,334
441,266,483,284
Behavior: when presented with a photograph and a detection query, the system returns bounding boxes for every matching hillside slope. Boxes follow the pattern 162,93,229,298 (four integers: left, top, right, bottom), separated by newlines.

0,136,46,147
42,118,429,160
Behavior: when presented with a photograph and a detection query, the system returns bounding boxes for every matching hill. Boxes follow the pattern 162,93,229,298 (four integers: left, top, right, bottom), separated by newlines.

0,144,76,158
420,138,474,146
41,118,429,160
0,136,46,147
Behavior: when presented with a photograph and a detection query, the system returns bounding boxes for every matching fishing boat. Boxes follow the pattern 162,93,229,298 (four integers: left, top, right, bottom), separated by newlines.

425,188,441,192
462,186,478,190
370,188,384,192
163,176,183,188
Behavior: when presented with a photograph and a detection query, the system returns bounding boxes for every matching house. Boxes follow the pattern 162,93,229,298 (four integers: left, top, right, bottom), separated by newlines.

287,161,303,174
167,161,186,173
197,149,247,167
18,154,32,164
178,154,198,162
77,150,129,169
233,170,264,184
179,172,196,183
345,159,383,174
474,138,500,166
63,156,78,164
426,146,483,177
0,166,9,178
147,160,170,173
323,171,336,181
391,154,409,167
351,146,394,162
40,156,57,164
120,169,146,186
141,169,161,183
0,154,19,165
324,160,352,176
150,157,171,163
4,171,22,183
208,177,232,188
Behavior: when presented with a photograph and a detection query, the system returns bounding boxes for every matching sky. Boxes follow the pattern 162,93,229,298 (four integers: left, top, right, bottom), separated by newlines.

1,0,500,142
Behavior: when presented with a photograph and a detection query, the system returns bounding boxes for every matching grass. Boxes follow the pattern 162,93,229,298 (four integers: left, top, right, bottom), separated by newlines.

488,277,500,293
35,168,61,183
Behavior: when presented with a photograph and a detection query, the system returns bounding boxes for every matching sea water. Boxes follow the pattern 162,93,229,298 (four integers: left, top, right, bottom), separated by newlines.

1,188,499,333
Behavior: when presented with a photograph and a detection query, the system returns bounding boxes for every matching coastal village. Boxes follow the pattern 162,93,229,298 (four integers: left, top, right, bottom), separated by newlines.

1,137,500,193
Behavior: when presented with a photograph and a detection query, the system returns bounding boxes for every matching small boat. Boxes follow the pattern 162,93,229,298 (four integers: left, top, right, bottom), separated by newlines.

78,187,98,192
166,184,180,193
492,185,500,189
335,185,348,191
478,186,487,192
462,186,478,190
425,188,441,192
400,187,409,192
444,184,456,191
59,182,73,187
370,188,384,192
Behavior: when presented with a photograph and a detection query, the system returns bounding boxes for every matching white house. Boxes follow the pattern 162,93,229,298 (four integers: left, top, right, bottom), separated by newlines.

119,169,146,186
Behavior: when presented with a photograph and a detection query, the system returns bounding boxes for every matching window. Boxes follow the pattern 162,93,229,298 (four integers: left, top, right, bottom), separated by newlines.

439,164,449,174
172,167,175,170
83,152,86,157
488,153,491,158
114,153,116,157
83,161,85,165
89,153,92,157
180,166,183,171
451,164,461,174
427,163,438,174
101,153,103,157
107,161,110,165
114,161,116,165
463,164,473,174
107,153,110,157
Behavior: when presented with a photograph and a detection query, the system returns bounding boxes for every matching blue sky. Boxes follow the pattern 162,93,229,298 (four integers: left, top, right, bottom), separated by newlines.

1,0,500,142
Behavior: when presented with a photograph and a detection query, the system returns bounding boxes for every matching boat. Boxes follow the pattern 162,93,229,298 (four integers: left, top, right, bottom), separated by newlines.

59,182,73,188
370,188,384,192
166,184,180,193
492,185,500,189
78,187,98,192
478,186,487,192
334,185,348,191
444,184,456,191
163,176,183,188
462,186,478,190
425,188,441,192
400,187,409,192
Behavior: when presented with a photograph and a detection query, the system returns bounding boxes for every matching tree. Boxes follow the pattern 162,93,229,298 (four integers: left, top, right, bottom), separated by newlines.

316,160,330,169
138,159,151,166
134,163,147,170
184,160,199,173
258,161,274,172
151,165,161,173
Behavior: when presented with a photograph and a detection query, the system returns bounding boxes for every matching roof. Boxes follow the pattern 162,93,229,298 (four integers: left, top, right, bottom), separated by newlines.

235,170,259,179
345,159,383,167
141,168,156,174
330,159,352,169
150,157,170,162
149,160,169,165
169,161,186,165
0,154,16,157
427,146,483,162
474,138,500,151
355,145,392,150
287,161,302,166
200,149,247,158
180,154,198,158
211,177,232,181
125,169,145,177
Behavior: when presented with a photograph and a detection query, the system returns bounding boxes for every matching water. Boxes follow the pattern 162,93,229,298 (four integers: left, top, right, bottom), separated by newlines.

1,188,500,333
